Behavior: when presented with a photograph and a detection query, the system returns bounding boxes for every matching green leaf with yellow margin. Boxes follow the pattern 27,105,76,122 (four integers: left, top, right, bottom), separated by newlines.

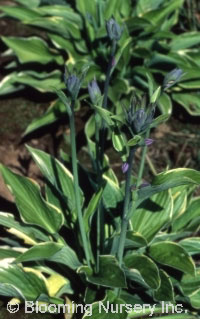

149,241,195,275
78,256,126,288
0,165,64,234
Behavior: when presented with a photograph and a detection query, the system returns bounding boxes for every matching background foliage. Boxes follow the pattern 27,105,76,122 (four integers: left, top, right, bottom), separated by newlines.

0,1,200,319
1,0,200,138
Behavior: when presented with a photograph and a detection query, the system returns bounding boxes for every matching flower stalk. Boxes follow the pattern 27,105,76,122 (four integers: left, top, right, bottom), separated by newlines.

117,146,136,266
69,100,91,267
136,129,150,188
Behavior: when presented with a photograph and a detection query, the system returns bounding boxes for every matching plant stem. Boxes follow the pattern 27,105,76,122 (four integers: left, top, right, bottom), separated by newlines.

69,101,91,267
117,147,136,266
95,39,117,268
102,39,116,110
99,40,117,165
95,114,102,273
136,129,150,188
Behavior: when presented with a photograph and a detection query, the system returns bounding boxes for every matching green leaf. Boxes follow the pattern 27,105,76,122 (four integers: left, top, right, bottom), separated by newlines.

143,0,184,26
24,99,66,135
0,283,24,299
150,114,170,128
0,165,64,234
137,168,200,206
47,246,82,270
124,254,160,289
85,114,96,160
94,106,114,127
15,242,63,263
120,0,131,17
0,5,41,20
154,270,174,302
11,70,63,93
0,247,21,259
79,256,126,288
148,52,190,68
179,79,200,89
136,0,165,15
14,0,40,7
111,37,132,75
179,238,200,256
146,72,154,97
112,130,127,157
151,86,161,103
0,263,48,300
0,72,25,95
25,16,81,39
131,191,173,242
189,289,200,309
125,231,147,248
157,92,172,115
127,135,141,146
110,232,147,256
76,0,97,19
48,33,84,61
172,93,200,116
171,186,187,220
170,32,200,51
1,36,61,64
0,71,62,96
84,188,104,233
172,197,200,232
27,146,83,216
181,268,200,296
102,175,123,209
83,290,127,319
104,0,121,19
14,242,81,270
109,78,129,103
126,17,152,32
0,212,49,243
38,5,82,26
149,241,195,275
54,89,72,117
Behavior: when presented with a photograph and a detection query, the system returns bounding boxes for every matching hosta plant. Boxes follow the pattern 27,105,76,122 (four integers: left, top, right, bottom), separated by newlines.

0,18,200,317
1,0,200,141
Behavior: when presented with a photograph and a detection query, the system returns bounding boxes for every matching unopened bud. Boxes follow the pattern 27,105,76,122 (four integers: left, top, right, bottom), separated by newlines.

106,17,122,41
122,162,129,173
64,70,81,99
88,79,101,104
163,68,185,89
144,138,154,146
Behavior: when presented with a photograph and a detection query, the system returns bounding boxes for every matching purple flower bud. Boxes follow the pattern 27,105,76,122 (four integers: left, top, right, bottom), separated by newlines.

106,17,122,41
163,68,185,89
88,79,101,104
64,69,81,99
122,162,129,173
144,138,154,146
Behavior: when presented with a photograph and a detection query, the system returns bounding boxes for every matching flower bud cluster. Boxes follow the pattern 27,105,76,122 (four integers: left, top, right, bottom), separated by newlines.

126,97,155,134
106,17,122,41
